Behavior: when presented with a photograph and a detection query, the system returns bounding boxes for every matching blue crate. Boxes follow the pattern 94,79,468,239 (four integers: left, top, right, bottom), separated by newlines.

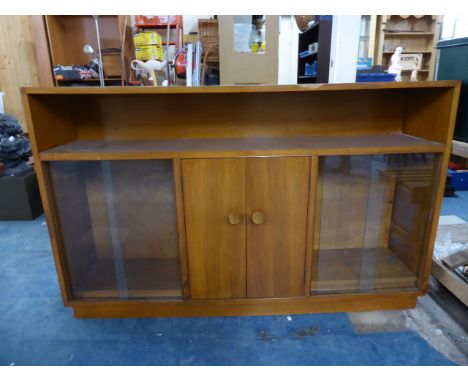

305,61,317,76
356,73,396,83
448,169,468,190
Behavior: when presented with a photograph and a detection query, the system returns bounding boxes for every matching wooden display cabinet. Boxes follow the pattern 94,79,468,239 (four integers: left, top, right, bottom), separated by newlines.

22,81,460,318
373,15,442,82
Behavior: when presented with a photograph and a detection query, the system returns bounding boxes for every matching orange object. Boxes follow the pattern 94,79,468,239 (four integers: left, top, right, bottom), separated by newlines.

175,51,187,78
135,15,183,28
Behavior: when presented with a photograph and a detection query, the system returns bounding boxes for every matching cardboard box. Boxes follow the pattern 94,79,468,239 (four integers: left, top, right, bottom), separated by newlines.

102,54,122,77
133,32,162,47
400,54,423,70
0,171,43,220
135,46,164,61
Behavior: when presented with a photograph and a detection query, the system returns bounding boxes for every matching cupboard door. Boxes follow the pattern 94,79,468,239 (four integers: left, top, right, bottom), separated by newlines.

182,159,246,299
246,157,311,298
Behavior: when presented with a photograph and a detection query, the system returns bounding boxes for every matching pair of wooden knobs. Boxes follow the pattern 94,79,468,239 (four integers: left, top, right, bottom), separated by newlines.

228,212,265,225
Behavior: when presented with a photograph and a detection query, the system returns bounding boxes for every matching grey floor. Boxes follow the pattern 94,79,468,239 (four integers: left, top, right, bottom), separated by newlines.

0,193,467,365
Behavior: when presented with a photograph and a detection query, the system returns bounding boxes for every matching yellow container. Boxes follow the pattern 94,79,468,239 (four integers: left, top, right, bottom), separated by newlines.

133,32,162,47
135,46,164,61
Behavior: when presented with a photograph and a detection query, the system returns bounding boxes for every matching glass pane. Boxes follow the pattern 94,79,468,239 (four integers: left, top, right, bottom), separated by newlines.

233,15,266,53
48,160,181,300
314,153,440,294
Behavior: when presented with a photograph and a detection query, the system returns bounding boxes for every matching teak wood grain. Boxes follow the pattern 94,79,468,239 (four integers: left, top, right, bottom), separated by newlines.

71,291,420,318
38,134,445,162
20,82,461,318
246,157,310,298
182,159,247,299
173,159,190,299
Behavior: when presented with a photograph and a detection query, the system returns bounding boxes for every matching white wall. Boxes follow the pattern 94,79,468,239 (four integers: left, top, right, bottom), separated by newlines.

328,15,361,83
183,15,214,34
441,15,468,39
278,16,300,84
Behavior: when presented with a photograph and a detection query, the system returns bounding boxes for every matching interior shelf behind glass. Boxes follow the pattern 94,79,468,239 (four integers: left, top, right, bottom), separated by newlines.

314,153,440,295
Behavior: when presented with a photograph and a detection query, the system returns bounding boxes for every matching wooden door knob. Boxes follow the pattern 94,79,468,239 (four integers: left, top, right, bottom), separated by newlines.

228,212,242,225
251,211,265,225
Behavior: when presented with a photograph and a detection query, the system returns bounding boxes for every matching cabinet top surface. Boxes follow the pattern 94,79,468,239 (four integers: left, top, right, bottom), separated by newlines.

22,80,460,95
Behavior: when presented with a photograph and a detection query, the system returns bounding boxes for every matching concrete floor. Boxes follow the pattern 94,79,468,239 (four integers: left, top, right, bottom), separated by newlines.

0,193,467,365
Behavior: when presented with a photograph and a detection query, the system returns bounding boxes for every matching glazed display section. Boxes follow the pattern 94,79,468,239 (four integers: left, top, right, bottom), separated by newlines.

22,82,460,318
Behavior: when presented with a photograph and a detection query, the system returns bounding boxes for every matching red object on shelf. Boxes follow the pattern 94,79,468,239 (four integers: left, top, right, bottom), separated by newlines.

175,51,187,79
135,15,183,28
449,161,466,171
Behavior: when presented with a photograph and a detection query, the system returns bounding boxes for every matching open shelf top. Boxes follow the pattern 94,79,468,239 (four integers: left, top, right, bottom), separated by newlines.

40,133,444,161
23,80,459,95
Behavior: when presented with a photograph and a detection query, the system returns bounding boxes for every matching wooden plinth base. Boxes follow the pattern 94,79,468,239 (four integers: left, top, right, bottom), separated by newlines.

72,291,419,319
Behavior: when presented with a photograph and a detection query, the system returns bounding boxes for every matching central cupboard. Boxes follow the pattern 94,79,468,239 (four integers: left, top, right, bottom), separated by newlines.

182,157,310,299
22,82,460,318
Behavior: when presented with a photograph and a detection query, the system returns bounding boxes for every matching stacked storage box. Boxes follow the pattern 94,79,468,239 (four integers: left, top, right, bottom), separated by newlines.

134,31,164,61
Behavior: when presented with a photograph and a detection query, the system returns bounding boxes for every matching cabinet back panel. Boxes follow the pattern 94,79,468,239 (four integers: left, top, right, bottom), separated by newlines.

28,90,406,145
79,91,404,139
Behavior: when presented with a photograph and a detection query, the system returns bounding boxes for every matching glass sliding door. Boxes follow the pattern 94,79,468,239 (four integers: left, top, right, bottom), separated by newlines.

48,160,181,300
314,153,441,294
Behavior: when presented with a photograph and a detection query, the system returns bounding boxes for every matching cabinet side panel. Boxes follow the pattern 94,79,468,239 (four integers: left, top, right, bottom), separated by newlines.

403,87,458,145
182,159,247,299
404,85,461,291
25,94,78,152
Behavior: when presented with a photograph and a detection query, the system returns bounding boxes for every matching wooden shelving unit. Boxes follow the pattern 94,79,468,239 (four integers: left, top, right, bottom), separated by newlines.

33,15,133,87
373,15,442,82
297,18,332,84
22,81,461,318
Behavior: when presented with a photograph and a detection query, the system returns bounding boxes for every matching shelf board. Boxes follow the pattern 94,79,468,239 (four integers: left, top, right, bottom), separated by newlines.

136,25,181,29
384,32,434,36
315,247,417,294
401,69,430,72
301,21,320,33
73,258,182,299
57,78,122,83
39,133,445,161
383,51,432,54
299,51,317,58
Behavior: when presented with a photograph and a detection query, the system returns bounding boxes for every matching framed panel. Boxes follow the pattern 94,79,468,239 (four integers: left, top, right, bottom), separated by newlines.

314,153,441,294
48,160,181,299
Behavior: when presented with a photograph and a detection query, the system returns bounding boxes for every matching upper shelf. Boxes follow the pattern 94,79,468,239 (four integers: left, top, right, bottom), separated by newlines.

39,133,445,161
383,51,432,54
384,32,435,36
23,80,459,95
24,82,460,158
